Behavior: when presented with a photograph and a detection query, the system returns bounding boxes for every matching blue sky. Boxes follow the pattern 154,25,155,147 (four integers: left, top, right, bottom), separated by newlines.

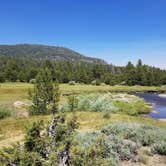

0,0,166,68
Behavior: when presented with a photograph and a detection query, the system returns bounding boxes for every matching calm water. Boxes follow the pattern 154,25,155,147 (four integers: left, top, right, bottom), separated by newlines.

136,93,166,119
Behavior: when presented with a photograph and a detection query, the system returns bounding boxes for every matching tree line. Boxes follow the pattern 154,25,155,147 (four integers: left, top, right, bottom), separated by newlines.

0,56,166,86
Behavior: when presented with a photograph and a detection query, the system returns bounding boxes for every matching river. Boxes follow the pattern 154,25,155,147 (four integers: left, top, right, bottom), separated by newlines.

136,93,166,120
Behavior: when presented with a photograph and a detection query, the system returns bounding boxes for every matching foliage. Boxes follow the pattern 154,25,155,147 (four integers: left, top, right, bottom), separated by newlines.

0,55,166,86
0,119,166,165
67,94,78,112
29,78,36,84
68,81,76,85
0,113,78,165
0,108,11,119
102,112,111,119
90,94,118,112
151,141,166,155
60,93,149,116
71,131,137,165
0,73,5,83
29,68,60,115
101,123,166,155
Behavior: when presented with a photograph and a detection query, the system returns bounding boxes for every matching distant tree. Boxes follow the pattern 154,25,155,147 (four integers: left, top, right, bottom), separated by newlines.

0,56,166,86
0,73,5,83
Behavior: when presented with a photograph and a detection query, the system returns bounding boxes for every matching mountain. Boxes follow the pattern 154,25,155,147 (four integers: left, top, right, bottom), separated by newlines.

0,44,106,64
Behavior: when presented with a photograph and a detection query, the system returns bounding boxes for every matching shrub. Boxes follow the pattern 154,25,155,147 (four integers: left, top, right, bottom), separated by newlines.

91,79,101,86
75,132,101,149
102,112,110,119
77,95,92,111
67,94,78,112
0,108,11,119
74,132,137,163
151,141,166,155
101,82,106,86
91,95,118,112
68,80,76,85
91,80,97,85
29,78,36,84
101,123,166,151
137,129,157,146
65,93,118,113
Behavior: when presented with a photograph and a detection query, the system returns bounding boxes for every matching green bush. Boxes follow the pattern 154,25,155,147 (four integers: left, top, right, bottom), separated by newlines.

73,131,137,163
151,141,166,155
102,112,111,119
101,123,166,147
91,94,118,112
77,94,118,113
61,93,119,113
0,108,11,119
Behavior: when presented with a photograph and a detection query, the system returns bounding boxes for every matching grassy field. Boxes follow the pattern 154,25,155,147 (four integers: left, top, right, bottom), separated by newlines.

0,112,166,148
0,82,166,148
0,82,166,108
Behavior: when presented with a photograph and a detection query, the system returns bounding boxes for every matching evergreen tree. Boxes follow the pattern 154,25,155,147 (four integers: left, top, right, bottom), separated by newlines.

29,68,60,115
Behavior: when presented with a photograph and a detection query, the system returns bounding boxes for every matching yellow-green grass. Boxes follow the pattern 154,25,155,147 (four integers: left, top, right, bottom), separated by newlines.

0,112,166,148
1,82,166,95
0,83,166,147
1,82,166,108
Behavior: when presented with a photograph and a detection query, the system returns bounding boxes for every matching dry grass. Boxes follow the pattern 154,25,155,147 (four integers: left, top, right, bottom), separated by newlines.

0,83,166,148
0,82,166,110
0,112,166,148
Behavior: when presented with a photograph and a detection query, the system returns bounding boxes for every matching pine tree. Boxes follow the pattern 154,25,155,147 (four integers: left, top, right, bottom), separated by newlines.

29,68,60,115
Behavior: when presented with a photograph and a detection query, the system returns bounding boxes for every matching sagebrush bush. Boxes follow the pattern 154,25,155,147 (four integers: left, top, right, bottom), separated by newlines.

151,141,166,155
73,131,137,163
60,93,149,116
61,93,119,113
91,94,118,112
75,132,101,149
77,94,118,113
101,123,166,147
68,80,76,85
77,95,92,111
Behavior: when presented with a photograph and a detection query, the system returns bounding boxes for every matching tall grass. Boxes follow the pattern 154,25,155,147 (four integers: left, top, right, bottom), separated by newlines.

0,108,11,119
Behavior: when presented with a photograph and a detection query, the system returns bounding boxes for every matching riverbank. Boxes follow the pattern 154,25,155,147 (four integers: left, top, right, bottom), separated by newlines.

159,94,166,98
136,93,166,119
159,119,166,121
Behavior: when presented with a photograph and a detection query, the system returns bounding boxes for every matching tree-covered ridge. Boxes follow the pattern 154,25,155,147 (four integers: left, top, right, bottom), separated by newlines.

0,56,166,86
0,44,106,64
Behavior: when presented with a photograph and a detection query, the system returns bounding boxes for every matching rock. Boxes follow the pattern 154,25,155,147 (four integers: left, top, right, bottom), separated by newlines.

13,101,28,108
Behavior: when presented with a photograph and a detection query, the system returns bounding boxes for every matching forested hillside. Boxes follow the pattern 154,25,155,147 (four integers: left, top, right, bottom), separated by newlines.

0,44,106,64
0,55,166,86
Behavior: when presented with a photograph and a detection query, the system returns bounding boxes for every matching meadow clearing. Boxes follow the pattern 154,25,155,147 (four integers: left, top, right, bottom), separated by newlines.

0,83,166,165
0,82,166,148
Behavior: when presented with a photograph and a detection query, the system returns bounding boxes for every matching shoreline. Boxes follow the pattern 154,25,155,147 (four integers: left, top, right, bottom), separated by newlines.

158,94,166,98
158,119,166,121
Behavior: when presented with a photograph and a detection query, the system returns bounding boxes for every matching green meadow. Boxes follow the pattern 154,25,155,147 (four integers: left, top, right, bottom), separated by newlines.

0,82,166,148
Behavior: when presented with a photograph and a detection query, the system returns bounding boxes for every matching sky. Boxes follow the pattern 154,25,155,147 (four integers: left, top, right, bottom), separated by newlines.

0,0,166,68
